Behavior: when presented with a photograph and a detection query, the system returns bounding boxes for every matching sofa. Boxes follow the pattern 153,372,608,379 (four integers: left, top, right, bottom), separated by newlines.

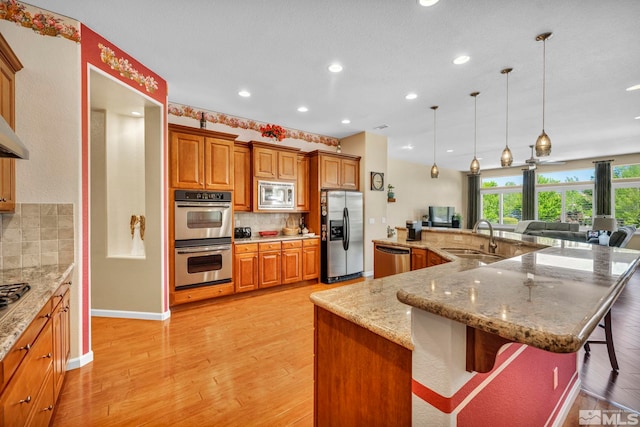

513,220,587,242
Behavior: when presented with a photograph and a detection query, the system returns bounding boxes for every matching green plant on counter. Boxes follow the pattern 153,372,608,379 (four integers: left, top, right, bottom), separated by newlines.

453,212,462,221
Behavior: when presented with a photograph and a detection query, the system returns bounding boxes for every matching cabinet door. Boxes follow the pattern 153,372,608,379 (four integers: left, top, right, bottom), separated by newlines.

278,151,297,180
282,247,303,284
0,158,15,211
411,248,428,270
296,155,309,211
53,290,70,400
0,48,17,212
235,252,259,293
259,251,281,288
341,158,359,190
205,137,234,190
302,239,320,280
320,155,341,188
253,147,278,179
427,250,444,267
170,131,204,188
233,145,252,211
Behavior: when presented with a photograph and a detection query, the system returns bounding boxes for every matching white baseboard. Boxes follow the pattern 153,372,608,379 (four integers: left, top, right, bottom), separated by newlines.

67,350,94,370
91,308,171,321
363,270,373,278
552,377,581,427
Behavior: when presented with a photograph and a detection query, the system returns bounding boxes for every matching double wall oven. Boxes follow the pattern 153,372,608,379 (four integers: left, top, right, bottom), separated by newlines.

174,190,232,290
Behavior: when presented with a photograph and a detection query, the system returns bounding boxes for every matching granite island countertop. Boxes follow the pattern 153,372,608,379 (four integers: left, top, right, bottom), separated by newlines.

310,231,640,353
0,263,74,360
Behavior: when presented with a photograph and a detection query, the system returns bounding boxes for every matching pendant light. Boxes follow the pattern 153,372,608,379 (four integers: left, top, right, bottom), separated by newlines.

500,68,513,167
469,92,480,175
535,32,552,157
430,105,439,179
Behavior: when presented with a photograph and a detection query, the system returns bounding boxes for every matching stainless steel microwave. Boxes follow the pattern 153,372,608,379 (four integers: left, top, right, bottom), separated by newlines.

257,180,295,210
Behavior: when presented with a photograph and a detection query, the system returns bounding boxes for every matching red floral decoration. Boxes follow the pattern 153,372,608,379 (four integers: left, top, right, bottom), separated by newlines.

260,124,286,141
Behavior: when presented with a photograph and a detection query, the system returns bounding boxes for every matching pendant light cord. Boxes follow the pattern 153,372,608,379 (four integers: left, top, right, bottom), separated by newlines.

433,107,437,162
542,38,546,131
473,95,477,157
506,71,509,147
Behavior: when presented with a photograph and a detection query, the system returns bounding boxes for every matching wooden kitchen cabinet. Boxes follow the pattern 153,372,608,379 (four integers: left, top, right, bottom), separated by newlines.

168,124,237,190
258,241,282,288
302,238,320,280
234,243,259,293
296,154,309,211
427,250,446,267
0,271,72,427
0,35,23,213
411,248,428,270
251,142,299,181
281,240,303,284
233,142,251,211
311,151,360,190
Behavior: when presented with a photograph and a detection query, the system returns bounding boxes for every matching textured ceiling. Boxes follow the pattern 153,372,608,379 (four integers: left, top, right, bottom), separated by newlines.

28,0,640,171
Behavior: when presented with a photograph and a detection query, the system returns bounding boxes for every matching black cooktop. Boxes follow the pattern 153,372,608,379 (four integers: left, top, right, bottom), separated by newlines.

0,282,31,309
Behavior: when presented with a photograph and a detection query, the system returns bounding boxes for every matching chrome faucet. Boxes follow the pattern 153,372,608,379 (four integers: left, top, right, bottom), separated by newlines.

472,219,497,254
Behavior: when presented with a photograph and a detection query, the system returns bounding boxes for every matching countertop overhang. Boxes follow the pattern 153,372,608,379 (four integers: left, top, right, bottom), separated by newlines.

311,230,640,353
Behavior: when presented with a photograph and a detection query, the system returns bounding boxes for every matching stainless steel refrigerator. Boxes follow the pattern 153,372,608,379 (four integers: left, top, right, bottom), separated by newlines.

320,190,364,283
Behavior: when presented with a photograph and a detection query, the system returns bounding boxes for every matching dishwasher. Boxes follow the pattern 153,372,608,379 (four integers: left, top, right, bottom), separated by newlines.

373,245,411,279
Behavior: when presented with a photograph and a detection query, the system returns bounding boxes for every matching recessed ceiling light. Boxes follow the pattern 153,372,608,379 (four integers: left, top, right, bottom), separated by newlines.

328,63,343,73
373,124,389,130
405,93,418,100
446,149,454,153
238,90,251,97
131,111,141,116
453,55,470,65
418,0,440,6
297,106,308,112
401,144,414,150
341,119,351,124
626,84,640,91
635,116,640,120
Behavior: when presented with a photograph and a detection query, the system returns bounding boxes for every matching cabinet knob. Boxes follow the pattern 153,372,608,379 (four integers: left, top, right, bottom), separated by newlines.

64,280,72,285
20,396,32,404
44,312,52,319
44,405,54,411
42,352,53,359
0,198,6,202
19,343,31,351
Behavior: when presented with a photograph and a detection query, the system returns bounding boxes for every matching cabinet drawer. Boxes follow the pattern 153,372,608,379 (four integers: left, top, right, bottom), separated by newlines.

1,323,53,427
303,238,319,247
259,242,281,252
235,243,258,253
1,300,52,391
282,240,302,249
172,283,235,305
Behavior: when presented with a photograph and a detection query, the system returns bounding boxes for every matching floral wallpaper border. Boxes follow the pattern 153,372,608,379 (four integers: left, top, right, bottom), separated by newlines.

0,0,80,42
98,43,159,94
168,103,339,147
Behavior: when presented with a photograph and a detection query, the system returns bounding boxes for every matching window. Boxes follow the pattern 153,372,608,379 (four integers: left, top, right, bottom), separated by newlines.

613,164,640,227
480,176,522,225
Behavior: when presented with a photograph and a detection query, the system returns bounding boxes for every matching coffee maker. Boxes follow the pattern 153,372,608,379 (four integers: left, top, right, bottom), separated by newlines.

406,220,422,241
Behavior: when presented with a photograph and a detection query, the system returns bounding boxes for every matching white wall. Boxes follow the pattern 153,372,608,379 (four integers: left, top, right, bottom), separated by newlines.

386,159,464,229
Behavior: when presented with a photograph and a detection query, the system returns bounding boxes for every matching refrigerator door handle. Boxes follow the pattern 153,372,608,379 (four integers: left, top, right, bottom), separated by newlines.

343,207,350,251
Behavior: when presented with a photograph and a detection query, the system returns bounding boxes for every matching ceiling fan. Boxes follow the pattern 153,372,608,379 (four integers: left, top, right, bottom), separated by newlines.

518,145,566,170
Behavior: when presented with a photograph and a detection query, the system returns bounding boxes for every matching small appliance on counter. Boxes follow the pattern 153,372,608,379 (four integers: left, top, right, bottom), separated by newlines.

234,227,252,239
406,220,422,241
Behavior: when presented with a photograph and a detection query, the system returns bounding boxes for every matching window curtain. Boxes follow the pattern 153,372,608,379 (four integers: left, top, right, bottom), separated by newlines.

594,160,613,216
522,169,536,220
466,174,480,229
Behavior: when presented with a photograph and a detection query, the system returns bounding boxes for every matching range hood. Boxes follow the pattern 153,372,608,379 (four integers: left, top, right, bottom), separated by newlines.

0,114,28,159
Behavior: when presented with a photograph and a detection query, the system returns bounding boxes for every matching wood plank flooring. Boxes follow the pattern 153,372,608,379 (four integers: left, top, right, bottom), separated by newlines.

52,271,640,426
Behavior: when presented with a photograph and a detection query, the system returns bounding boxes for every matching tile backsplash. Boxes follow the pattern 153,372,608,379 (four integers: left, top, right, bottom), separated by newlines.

0,203,74,270
235,212,304,234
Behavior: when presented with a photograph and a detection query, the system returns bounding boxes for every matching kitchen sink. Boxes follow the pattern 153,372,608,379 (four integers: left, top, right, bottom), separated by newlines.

440,248,505,264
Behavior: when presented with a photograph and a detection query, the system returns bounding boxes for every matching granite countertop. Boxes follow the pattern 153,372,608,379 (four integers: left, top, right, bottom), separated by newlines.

310,232,640,353
0,263,74,360
234,234,318,244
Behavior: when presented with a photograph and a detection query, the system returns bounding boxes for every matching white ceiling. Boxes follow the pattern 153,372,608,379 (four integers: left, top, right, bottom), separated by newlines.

29,0,640,172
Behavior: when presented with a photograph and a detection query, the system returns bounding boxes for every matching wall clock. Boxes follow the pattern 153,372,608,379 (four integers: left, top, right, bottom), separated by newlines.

370,172,384,191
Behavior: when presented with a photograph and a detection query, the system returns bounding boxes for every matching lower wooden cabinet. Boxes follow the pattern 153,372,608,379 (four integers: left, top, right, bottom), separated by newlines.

259,241,282,288
234,243,259,293
302,238,320,280
282,240,303,284
0,272,71,427
411,248,428,271
428,250,446,267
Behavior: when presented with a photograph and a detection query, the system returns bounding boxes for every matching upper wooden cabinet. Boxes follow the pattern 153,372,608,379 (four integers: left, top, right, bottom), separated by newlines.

296,154,309,212
169,124,237,190
233,142,251,211
310,151,360,190
0,35,23,213
251,142,299,181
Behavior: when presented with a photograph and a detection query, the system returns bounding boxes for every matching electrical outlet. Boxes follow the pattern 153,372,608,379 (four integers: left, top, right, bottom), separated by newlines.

382,217,386,224
369,218,375,224
553,367,558,390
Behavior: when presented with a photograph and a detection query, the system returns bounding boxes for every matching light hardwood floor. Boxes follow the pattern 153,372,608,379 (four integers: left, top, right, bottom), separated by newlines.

52,272,640,426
